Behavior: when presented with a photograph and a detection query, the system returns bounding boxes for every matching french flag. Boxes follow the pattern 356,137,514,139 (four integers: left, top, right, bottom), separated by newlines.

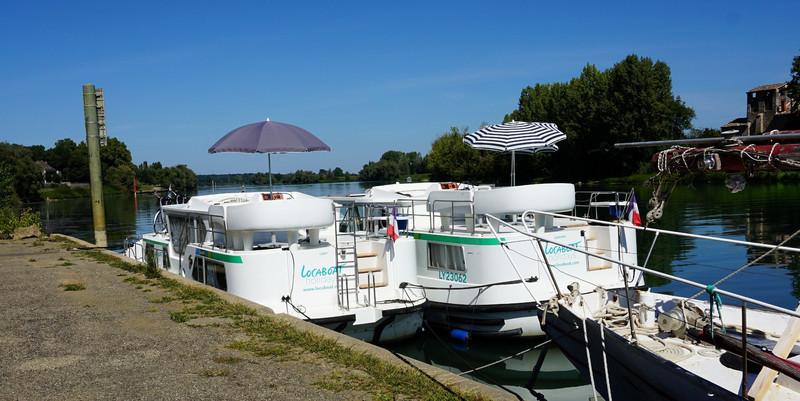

387,208,400,242
628,192,642,227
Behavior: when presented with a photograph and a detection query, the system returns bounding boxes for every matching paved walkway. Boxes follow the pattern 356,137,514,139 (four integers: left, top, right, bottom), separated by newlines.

0,235,511,400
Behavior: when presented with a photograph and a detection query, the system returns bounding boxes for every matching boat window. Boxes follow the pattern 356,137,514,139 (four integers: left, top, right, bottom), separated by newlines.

191,256,202,282
145,243,168,269
190,257,228,291
209,215,226,249
427,243,465,272
169,216,190,253
194,216,209,243
205,260,227,291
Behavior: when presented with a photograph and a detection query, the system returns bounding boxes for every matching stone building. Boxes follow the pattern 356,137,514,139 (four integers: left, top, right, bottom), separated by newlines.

721,82,797,135
34,160,60,183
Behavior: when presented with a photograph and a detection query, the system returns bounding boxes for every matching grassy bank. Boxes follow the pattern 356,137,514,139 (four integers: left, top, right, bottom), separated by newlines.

51,236,491,401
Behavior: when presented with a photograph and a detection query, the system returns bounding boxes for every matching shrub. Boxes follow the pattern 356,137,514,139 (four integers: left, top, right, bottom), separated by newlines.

0,207,42,238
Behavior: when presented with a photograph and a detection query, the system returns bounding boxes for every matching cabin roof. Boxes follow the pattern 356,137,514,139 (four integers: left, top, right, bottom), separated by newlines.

747,82,787,93
721,118,748,128
34,160,57,173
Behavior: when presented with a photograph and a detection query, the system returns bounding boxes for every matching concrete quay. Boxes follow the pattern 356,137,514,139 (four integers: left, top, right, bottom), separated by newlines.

0,235,513,400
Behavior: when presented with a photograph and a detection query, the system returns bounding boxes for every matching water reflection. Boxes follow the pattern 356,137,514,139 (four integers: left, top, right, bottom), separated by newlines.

627,183,800,309
388,329,592,400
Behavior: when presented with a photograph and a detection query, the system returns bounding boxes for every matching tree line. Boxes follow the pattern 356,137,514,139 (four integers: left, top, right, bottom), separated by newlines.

197,167,356,186
0,137,197,204
360,53,800,185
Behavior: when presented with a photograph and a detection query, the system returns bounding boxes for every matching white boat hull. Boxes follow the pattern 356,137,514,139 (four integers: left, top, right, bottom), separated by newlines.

124,191,427,344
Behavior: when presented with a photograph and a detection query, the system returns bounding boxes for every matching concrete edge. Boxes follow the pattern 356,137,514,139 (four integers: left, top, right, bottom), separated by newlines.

50,234,516,400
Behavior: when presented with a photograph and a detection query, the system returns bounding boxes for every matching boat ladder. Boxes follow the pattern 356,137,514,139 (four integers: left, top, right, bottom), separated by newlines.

334,203,362,310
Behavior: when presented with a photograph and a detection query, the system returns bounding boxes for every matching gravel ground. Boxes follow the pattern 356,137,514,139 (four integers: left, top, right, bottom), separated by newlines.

0,236,511,401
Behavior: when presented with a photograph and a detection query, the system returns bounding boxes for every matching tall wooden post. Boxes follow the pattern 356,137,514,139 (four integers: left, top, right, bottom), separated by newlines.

83,83,107,247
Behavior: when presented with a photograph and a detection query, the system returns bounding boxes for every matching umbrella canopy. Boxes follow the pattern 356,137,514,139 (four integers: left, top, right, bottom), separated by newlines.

209,119,331,192
506,144,559,155
209,119,330,154
464,121,565,186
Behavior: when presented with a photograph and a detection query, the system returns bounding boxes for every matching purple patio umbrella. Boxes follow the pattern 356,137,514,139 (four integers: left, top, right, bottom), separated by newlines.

209,118,331,192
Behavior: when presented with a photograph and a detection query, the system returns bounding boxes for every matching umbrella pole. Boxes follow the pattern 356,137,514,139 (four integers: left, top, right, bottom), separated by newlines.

268,153,273,196
511,150,516,187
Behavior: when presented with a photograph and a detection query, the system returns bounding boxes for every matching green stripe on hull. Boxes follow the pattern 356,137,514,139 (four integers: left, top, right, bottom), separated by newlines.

412,232,506,245
143,238,168,247
195,249,243,264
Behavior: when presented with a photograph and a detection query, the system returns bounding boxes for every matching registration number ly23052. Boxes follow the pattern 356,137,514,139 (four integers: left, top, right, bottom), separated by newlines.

438,270,467,283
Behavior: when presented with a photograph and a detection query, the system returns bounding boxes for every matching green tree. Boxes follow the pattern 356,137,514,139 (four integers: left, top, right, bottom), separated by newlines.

105,165,136,191
426,127,497,183
687,128,721,139
27,145,46,162
357,150,425,182
0,142,43,202
282,170,319,184
0,163,16,206
605,55,695,174
45,138,77,178
504,54,695,180
100,137,134,172
358,161,380,181
789,49,800,112
66,141,89,182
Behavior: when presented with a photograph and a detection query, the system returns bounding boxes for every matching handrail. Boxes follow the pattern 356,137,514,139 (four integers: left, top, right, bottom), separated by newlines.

485,214,800,319
574,190,630,219
529,209,800,254
427,199,475,234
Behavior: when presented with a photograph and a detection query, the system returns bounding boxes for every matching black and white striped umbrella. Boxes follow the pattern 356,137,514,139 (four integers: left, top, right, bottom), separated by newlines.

463,121,565,185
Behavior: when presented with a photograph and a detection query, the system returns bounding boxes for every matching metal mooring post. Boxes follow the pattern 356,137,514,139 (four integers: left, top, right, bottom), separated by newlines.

83,83,107,247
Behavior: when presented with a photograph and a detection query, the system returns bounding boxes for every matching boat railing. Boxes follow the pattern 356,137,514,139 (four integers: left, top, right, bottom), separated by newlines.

530,208,800,255
333,200,419,239
573,190,631,221
204,213,228,251
484,213,800,320
173,212,228,251
507,211,800,396
426,199,475,234
123,235,143,259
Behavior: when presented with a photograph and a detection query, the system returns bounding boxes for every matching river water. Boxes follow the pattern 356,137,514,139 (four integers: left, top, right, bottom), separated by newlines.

27,181,800,400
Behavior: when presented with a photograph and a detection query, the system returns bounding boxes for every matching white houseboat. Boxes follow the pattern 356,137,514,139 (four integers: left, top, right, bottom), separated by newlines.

326,182,643,339
125,190,426,344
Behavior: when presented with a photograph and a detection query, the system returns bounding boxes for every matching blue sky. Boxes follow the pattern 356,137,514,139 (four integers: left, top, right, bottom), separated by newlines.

1,1,798,175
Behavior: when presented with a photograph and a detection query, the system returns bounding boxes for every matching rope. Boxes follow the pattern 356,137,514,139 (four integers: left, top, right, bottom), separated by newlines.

280,295,322,326
402,278,533,292
582,317,600,401
653,144,800,175
419,320,525,401
458,342,542,375
679,148,691,171
599,320,613,401
705,285,725,342
768,142,779,169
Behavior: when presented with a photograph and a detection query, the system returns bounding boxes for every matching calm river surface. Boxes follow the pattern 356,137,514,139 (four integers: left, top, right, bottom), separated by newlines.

27,181,800,400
